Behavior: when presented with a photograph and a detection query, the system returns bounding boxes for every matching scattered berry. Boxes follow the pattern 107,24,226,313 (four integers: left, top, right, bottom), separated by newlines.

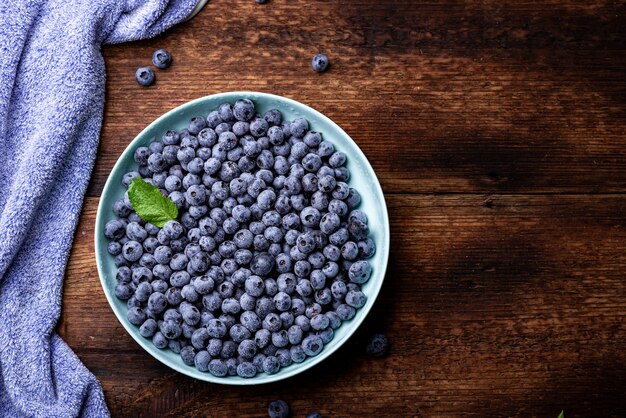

311,54,329,73
268,400,289,418
135,67,155,86
366,333,389,357
152,49,172,69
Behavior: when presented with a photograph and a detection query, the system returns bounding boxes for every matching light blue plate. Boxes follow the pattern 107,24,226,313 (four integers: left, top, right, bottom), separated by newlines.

95,92,389,384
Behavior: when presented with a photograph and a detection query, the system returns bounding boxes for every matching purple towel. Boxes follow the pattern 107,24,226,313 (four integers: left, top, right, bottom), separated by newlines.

0,0,199,416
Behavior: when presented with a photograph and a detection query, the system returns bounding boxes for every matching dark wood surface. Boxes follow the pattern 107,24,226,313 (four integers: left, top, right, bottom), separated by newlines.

59,1,626,417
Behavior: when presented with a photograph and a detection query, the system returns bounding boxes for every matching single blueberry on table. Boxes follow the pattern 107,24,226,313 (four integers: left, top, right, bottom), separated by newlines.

312,53,329,73
152,49,172,69
366,333,389,357
135,66,155,86
268,400,289,418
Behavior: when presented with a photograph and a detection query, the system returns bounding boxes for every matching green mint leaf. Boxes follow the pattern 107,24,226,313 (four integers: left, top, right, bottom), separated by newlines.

557,411,564,418
128,177,178,228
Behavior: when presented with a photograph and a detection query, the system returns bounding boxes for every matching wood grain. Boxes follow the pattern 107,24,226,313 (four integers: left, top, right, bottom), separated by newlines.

61,195,626,417
59,0,626,417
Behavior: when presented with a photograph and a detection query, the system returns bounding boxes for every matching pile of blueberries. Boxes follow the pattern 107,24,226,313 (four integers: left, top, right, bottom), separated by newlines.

104,99,375,378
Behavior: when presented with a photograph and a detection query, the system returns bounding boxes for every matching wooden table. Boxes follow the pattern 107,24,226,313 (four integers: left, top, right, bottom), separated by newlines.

59,1,626,416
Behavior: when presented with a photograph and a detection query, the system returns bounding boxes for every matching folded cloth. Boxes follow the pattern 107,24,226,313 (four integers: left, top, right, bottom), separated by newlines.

0,1,199,416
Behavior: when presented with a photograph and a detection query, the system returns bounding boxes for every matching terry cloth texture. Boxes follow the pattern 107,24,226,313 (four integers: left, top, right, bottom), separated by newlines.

0,0,199,416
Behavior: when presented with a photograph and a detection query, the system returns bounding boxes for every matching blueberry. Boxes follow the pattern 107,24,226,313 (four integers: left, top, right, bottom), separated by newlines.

236,362,257,378
290,118,309,138
135,66,155,86
170,270,191,287
188,116,207,136
180,346,197,366
163,220,184,239
240,292,256,311
131,266,152,285
286,346,304,364
302,335,323,357
190,327,210,349
207,359,228,377
276,348,292,367
267,126,285,145
221,297,240,314
302,153,323,173
300,206,321,228
315,288,332,306
284,325,303,345
167,191,185,210
139,318,158,338
328,199,348,217
290,299,306,317
250,252,275,276
310,313,330,331
152,48,172,69
349,260,372,284
160,131,180,146
250,118,269,137
341,241,359,261
105,220,126,240
202,291,223,312
189,251,210,273
233,99,255,121
345,289,367,308
203,338,222,357
294,315,311,332
262,355,280,375
107,241,122,256
273,292,292,312
164,287,183,306
134,147,151,166
127,307,146,326
207,110,222,128
182,173,201,189
170,253,189,271
255,328,271,348
154,245,173,264
193,275,215,294
294,260,311,278
310,191,329,212
219,341,237,360
366,333,389,357
317,327,334,344
160,319,182,339
326,311,342,330
262,344,279,357
296,279,313,297
263,313,282,332
277,273,297,294
237,339,257,359
331,280,347,300
152,332,168,349
194,351,211,372
147,292,167,313
311,53,329,73
122,241,143,262
207,319,227,338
